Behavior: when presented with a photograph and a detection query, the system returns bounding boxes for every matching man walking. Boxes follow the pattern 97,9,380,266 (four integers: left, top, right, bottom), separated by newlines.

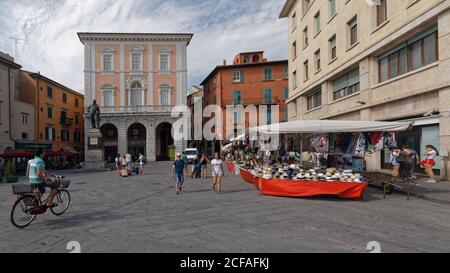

172,153,187,195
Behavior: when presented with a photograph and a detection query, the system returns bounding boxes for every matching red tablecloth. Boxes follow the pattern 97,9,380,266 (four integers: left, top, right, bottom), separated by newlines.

226,162,235,173
258,178,368,200
239,168,258,185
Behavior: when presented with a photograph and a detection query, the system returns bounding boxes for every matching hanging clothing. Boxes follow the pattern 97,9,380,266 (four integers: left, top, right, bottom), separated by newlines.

328,133,335,153
340,133,352,153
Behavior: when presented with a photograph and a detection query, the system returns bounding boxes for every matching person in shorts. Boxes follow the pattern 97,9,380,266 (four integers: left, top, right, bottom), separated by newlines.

211,153,224,193
26,149,58,207
137,153,145,175
172,153,187,195
200,154,208,179
390,147,400,177
420,145,439,183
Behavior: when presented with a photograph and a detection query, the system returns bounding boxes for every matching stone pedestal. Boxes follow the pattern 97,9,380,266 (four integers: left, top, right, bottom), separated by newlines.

85,128,105,169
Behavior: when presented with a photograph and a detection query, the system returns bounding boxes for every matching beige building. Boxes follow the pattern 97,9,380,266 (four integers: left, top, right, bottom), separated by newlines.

280,0,450,178
0,51,22,152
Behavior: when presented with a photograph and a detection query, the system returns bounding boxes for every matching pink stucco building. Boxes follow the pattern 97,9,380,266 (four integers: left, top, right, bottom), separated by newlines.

78,32,193,162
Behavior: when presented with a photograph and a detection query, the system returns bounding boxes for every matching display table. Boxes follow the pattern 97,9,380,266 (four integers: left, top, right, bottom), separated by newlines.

258,178,368,200
226,161,235,173
239,168,258,185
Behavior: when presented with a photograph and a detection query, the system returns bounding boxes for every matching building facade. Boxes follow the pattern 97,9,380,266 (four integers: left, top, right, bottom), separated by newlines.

187,85,203,149
200,52,289,155
17,71,85,154
280,0,450,177
78,33,192,162
0,52,22,153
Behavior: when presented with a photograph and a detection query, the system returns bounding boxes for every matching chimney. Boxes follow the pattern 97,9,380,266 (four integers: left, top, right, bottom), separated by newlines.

223,59,227,66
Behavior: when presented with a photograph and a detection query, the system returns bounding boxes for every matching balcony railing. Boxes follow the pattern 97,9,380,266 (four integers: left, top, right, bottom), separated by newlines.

99,105,174,114
60,117,74,127
221,96,285,106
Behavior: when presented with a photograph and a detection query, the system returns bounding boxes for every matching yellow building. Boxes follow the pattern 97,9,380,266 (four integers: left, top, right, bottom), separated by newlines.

18,71,84,155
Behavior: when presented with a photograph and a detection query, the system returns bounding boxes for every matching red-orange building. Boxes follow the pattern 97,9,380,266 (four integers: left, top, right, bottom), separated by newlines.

200,52,288,154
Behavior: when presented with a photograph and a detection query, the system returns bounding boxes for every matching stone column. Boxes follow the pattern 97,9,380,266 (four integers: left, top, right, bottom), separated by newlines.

148,43,154,106
438,9,450,181
120,44,126,106
147,123,156,162
118,120,127,155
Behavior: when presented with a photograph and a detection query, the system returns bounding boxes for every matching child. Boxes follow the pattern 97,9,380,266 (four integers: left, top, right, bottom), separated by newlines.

420,145,439,183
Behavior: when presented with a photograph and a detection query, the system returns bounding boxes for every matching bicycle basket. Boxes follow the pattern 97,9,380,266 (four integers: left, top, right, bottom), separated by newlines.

12,184,33,195
59,179,71,188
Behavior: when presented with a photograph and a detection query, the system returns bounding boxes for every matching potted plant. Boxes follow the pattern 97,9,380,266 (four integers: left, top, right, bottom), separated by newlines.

2,160,19,183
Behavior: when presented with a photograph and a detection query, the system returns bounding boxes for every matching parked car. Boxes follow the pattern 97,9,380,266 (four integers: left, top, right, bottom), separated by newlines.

184,148,199,163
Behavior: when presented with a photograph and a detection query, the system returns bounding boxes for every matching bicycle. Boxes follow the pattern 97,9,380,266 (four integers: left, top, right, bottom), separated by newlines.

10,175,71,229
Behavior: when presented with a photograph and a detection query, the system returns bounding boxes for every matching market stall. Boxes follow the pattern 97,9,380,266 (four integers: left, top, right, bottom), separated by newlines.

231,120,413,200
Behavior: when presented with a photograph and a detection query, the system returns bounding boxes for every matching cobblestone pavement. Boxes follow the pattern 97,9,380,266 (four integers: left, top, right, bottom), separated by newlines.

0,161,449,253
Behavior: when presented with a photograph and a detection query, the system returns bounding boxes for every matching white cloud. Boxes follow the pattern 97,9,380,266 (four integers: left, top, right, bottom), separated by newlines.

0,0,288,93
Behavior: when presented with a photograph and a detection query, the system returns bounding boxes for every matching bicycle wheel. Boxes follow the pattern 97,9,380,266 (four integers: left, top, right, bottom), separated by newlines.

10,194,38,229
50,190,71,216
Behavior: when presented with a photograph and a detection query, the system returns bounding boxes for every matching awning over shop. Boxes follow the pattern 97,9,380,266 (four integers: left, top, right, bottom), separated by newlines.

250,120,413,135
230,134,246,141
0,150,34,158
46,150,78,157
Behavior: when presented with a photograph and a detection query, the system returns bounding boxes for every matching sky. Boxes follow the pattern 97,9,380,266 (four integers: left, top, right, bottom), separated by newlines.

0,0,288,94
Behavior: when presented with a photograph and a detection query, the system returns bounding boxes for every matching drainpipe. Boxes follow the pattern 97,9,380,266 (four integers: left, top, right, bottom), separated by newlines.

7,66,12,143
36,72,40,142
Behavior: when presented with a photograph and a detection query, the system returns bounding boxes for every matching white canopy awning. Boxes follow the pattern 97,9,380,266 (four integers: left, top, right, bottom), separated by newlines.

230,134,246,141
250,120,413,135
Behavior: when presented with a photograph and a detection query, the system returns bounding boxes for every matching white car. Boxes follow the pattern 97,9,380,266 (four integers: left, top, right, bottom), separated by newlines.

184,148,199,163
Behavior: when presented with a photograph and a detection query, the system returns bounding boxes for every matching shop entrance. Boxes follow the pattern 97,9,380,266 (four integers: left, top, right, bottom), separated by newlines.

101,123,118,163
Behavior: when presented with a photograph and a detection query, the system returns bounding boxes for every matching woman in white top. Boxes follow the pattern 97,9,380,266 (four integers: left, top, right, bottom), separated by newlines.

211,153,224,193
420,145,439,183
137,153,145,175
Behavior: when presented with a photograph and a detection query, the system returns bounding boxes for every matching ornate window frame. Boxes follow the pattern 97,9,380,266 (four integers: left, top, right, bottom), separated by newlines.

158,84,172,106
130,46,144,73
101,48,116,74
128,79,145,106
158,47,172,73
101,83,115,107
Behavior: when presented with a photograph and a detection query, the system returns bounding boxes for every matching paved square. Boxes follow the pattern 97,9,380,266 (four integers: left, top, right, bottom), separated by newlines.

0,161,449,253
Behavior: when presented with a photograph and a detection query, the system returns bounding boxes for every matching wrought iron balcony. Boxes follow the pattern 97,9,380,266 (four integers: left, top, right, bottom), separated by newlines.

99,105,174,114
60,116,73,127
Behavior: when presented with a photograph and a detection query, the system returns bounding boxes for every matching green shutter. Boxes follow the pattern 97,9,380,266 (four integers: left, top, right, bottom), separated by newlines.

332,74,348,91
267,108,272,124
330,0,336,16
408,25,437,45
347,69,360,86
284,87,289,99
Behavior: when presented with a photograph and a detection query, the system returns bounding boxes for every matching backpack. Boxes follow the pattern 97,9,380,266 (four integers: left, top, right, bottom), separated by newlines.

141,155,146,164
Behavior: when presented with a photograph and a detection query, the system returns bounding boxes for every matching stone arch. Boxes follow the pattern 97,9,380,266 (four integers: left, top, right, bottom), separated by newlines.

127,122,147,159
155,121,174,161
100,123,118,163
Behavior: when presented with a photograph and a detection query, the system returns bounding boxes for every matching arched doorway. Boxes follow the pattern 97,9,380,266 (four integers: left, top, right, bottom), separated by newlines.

127,123,146,159
156,122,174,161
100,124,118,163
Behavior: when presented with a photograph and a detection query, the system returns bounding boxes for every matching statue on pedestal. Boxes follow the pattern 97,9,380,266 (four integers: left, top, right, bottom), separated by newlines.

88,100,101,129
